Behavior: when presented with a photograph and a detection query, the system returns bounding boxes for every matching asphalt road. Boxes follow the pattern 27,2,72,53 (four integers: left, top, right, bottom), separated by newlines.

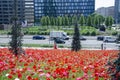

0,35,119,50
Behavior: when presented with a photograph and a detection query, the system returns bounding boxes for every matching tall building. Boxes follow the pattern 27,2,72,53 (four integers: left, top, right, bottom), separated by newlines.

115,0,120,24
25,0,34,25
34,0,95,23
96,6,114,17
0,0,25,24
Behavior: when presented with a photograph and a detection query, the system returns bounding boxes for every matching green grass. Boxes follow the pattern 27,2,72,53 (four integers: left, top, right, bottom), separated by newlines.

0,43,68,48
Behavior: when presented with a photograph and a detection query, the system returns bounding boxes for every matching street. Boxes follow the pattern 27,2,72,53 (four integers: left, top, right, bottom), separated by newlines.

0,35,119,50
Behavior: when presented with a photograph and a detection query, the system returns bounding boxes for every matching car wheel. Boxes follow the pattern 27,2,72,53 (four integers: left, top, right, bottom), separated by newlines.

105,40,108,42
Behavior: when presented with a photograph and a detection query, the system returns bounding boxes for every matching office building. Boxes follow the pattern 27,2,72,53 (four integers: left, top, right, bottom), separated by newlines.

0,0,25,24
96,6,114,17
34,0,95,23
25,0,34,25
115,0,120,24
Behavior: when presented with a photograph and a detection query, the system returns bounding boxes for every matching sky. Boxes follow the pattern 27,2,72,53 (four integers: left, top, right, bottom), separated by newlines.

95,0,115,10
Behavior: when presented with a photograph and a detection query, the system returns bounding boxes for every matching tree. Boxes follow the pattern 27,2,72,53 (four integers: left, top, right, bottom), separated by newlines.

105,17,109,28
64,15,69,26
56,16,62,30
105,16,114,29
9,0,23,56
40,16,46,26
86,15,92,26
109,16,114,27
98,15,105,25
79,14,85,26
62,16,65,28
68,16,72,27
50,17,55,26
94,15,100,28
46,16,50,26
71,21,81,52
72,15,77,25
90,13,99,27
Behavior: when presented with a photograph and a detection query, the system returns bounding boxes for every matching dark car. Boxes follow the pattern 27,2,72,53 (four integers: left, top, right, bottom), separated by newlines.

33,35,46,40
54,38,65,44
97,36,104,41
63,37,69,40
80,36,86,40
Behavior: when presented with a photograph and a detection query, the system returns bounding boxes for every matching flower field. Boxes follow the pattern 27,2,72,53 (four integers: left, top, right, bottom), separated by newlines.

0,48,118,80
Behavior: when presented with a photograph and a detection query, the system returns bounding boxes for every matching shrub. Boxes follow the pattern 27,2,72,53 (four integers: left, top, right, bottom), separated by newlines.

82,31,90,36
90,31,96,36
112,31,118,36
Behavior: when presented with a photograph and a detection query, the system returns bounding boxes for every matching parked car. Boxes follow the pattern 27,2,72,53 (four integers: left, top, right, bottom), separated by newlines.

32,35,46,40
103,36,117,42
80,36,86,40
54,38,65,44
97,36,104,41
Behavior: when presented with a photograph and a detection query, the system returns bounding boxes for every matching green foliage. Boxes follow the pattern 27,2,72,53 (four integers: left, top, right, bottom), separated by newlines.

105,17,109,27
65,15,69,26
46,16,50,26
98,15,105,24
72,15,77,24
40,16,46,26
82,30,90,36
71,23,81,51
105,16,114,28
90,31,96,36
94,15,100,28
39,13,113,30
56,16,62,30
112,31,118,36
62,16,65,26
50,17,55,26
79,14,85,26
86,15,92,26
80,26,97,36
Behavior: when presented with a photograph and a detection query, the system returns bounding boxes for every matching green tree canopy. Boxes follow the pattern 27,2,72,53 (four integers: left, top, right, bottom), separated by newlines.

105,16,114,28
79,14,85,26
86,15,92,26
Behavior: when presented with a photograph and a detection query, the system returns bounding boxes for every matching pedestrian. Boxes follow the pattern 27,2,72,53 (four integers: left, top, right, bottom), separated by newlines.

54,40,57,49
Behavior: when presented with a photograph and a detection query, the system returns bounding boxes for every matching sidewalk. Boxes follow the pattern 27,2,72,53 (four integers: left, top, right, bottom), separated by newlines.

0,46,118,50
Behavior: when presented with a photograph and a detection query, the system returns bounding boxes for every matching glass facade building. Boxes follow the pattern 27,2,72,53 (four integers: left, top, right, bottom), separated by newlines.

34,0,95,22
115,0,120,24
0,0,25,24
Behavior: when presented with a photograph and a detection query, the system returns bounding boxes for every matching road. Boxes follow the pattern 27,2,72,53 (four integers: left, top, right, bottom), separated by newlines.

0,35,119,50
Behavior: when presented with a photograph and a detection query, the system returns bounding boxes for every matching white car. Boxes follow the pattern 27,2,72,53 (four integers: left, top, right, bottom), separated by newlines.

103,36,117,42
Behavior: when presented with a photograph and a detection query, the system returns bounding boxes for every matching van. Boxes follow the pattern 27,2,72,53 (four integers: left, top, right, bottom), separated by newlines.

50,31,69,40
103,36,117,42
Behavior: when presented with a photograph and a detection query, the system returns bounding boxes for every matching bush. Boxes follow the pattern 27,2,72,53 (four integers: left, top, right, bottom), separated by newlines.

82,31,90,36
7,31,11,35
112,31,118,36
90,31,96,36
